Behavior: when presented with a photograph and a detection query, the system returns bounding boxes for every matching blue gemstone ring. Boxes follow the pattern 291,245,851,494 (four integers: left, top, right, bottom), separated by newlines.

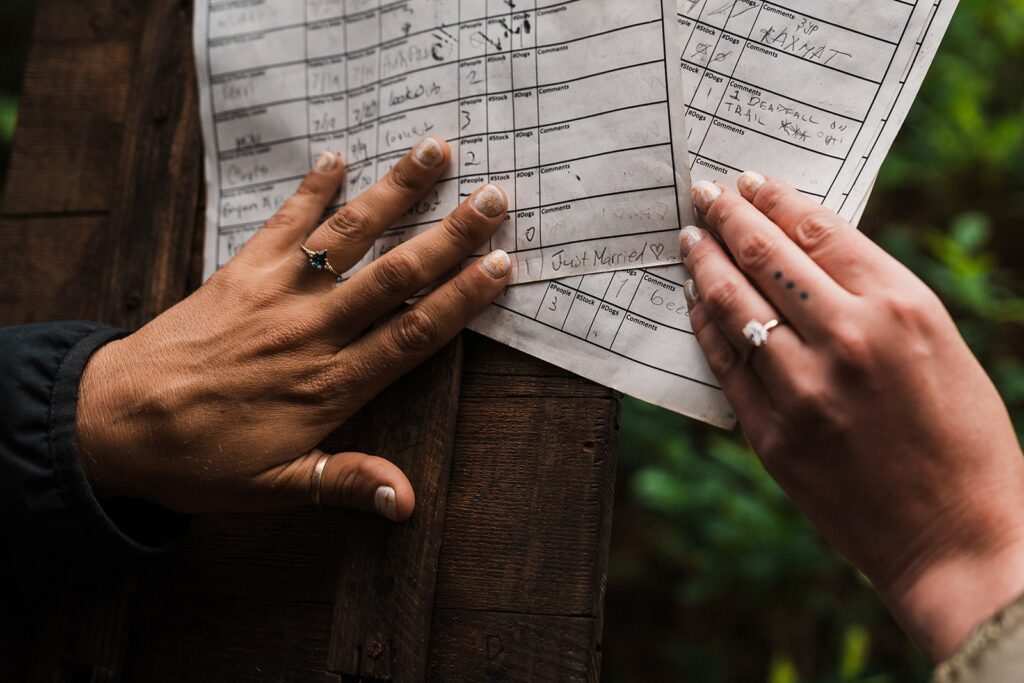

300,244,342,278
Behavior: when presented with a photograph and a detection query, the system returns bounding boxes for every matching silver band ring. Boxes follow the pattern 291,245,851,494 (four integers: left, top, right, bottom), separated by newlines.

301,244,342,278
743,318,781,349
310,453,331,507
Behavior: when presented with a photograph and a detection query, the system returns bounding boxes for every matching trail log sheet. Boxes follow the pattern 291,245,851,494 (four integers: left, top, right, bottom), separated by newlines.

678,0,960,219
197,0,694,284
194,0,959,427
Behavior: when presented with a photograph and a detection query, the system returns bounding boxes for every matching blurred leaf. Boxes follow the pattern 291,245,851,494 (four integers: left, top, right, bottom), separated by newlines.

0,95,17,143
950,212,991,252
839,625,870,681
769,656,800,683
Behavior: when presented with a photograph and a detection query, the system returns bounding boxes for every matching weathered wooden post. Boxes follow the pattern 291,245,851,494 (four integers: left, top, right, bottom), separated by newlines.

0,2,619,679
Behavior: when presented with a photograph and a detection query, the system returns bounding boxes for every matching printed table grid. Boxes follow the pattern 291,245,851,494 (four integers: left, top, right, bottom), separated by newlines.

214,102,671,195
678,0,916,209
531,269,692,348
492,268,721,390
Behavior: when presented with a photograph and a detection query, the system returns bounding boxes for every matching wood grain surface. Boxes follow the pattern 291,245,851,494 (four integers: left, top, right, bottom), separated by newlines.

0,1,621,680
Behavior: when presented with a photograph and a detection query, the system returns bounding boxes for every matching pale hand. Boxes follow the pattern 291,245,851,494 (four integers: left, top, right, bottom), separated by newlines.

682,173,1024,661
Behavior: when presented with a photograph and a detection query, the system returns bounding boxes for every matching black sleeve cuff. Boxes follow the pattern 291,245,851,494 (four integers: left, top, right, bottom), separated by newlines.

0,323,189,583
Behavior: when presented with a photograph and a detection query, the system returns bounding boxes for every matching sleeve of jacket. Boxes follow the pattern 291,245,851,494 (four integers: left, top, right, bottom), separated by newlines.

0,322,188,585
932,593,1024,683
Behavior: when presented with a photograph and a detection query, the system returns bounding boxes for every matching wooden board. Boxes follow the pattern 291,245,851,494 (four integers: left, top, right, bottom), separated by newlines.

427,609,602,682
0,1,621,680
326,340,463,682
4,0,149,217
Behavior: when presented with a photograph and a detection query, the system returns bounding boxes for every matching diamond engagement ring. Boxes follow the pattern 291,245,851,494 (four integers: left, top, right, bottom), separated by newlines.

300,244,342,278
742,319,781,348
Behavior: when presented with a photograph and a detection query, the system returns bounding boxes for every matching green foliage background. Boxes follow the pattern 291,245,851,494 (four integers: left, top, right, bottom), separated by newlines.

1,1,1022,681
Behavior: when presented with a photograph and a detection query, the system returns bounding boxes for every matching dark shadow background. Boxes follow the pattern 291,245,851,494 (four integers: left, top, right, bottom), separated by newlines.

0,0,33,208
2,2,1022,681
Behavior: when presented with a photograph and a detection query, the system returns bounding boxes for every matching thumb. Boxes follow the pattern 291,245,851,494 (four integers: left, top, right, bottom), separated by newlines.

308,449,416,521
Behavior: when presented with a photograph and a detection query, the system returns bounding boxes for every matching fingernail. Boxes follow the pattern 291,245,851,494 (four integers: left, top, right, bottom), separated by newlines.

691,180,722,213
737,171,766,198
473,184,506,218
683,279,700,308
481,249,511,279
313,151,338,173
413,137,445,167
374,485,398,521
679,225,705,258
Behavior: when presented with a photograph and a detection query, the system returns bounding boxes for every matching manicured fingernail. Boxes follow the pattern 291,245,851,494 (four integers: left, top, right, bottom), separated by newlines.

374,485,398,521
413,137,445,167
313,151,338,173
683,279,700,308
691,180,722,213
679,225,705,258
737,171,766,198
481,249,511,279
474,184,506,218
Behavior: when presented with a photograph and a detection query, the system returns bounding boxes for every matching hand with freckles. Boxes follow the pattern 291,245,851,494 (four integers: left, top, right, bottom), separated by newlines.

681,173,1024,662
77,137,512,522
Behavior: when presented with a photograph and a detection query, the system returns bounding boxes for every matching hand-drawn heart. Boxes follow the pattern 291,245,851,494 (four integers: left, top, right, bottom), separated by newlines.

650,243,665,259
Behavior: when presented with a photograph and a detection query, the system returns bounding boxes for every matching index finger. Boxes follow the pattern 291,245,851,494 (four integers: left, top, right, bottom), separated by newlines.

233,151,346,267
737,172,901,294
692,181,852,338
294,137,453,281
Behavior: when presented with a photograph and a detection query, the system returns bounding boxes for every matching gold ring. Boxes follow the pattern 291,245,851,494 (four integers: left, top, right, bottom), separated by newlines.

310,452,331,507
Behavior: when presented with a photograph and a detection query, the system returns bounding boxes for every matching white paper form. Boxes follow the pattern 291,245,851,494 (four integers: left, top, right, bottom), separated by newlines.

678,0,959,220
468,0,958,428
195,0,696,284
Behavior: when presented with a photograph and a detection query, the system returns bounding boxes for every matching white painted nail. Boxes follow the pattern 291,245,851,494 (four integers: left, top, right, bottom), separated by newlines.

691,180,722,213
413,137,445,167
679,225,705,258
374,485,398,521
481,250,511,279
737,171,766,198
313,151,338,173
683,279,700,308
473,184,506,218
